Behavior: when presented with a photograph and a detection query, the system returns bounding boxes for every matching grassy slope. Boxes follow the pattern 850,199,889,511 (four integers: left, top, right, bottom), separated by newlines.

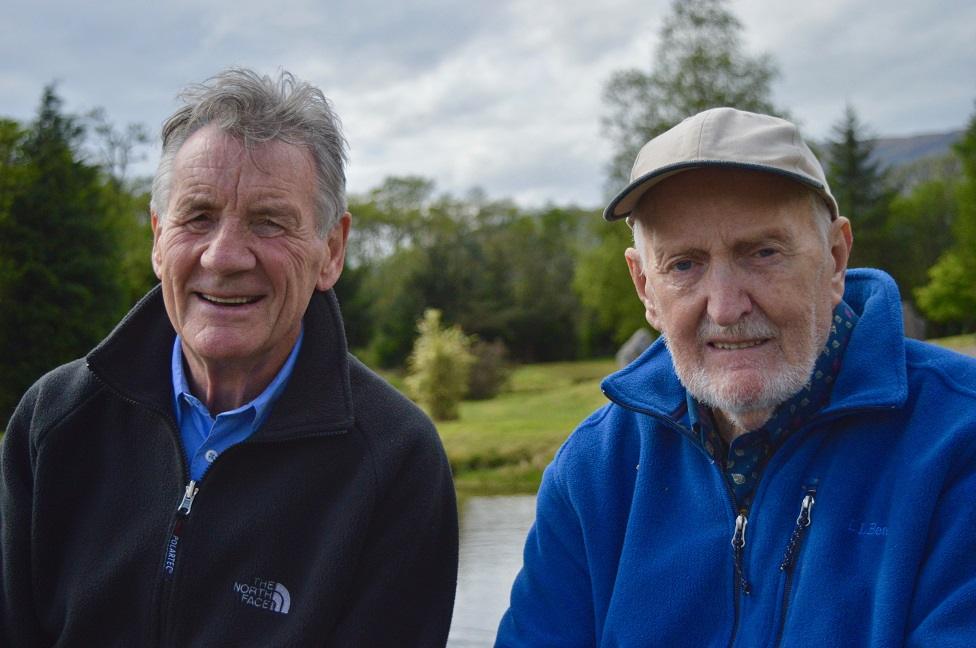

429,358,617,495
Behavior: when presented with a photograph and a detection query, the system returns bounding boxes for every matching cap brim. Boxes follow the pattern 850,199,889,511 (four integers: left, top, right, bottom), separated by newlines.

603,160,837,222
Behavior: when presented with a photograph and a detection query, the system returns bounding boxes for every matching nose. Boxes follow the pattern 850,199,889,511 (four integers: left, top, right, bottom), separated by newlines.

704,263,752,327
200,221,256,274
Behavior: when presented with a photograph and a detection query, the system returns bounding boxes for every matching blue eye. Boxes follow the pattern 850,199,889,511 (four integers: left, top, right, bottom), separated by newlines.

755,248,778,258
673,260,694,272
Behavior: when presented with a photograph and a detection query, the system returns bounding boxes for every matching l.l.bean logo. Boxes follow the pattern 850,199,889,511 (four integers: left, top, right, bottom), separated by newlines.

847,520,888,537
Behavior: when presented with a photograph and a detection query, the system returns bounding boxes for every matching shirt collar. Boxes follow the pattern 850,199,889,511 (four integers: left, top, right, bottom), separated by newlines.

171,326,305,430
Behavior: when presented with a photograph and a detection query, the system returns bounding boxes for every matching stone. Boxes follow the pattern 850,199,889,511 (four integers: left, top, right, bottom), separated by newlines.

616,328,655,368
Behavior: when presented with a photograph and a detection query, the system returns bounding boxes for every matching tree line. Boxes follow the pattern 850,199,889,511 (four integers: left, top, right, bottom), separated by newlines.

2,0,975,427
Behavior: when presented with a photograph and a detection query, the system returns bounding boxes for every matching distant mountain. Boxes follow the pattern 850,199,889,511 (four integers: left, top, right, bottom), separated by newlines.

869,129,964,169
816,128,965,192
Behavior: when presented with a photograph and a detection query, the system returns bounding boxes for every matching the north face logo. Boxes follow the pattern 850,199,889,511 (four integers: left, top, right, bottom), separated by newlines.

233,577,291,614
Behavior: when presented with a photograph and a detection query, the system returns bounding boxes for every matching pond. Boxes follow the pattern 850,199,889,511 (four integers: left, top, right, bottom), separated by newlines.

447,495,536,647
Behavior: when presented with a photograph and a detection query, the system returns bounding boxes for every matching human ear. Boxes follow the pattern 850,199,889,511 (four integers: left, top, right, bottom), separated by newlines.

316,212,351,291
827,216,853,306
150,212,163,280
625,247,662,330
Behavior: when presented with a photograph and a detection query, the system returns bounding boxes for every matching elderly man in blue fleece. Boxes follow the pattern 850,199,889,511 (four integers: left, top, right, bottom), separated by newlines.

496,107,976,647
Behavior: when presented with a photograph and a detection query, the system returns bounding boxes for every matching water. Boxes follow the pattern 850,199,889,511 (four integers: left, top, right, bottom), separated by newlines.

447,495,536,647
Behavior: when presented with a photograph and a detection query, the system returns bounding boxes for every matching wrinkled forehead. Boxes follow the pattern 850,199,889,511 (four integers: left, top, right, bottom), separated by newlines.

632,168,828,255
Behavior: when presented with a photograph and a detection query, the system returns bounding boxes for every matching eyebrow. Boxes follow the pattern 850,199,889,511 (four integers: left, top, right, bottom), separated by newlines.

651,227,796,259
246,201,302,220
173,195,219,214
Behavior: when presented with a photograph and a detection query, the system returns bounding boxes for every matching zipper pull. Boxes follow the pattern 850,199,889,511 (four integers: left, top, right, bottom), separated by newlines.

780,491,816,572
797,493,815,527
176,480,198,517
731,511,751,595
732,512,748,550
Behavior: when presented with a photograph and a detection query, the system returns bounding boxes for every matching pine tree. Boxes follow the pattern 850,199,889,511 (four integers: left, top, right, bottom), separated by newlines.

0,86,127,423
826,104,894,270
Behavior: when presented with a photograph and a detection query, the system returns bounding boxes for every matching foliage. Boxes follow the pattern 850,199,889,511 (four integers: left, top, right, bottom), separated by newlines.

601,0,780,190
405,309,475,421
347,181,596,367
915,103,976,331
826,104,897,270
915,251,976,328
572,218,649,348
0,87,132,423
466,338,511,400
885,178,957,301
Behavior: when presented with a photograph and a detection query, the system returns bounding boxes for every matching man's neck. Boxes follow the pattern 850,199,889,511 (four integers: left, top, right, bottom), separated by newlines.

182,349,287,416
713,407,773,444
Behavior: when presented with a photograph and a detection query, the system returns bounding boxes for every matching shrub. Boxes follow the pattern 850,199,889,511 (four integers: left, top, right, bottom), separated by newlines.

466,338,511,400
405,309,474,421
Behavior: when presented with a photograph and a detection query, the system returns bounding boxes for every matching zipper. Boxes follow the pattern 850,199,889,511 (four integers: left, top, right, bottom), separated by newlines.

164,480,199,578
731,510,752,596
774,489,817,646
157,480,199,645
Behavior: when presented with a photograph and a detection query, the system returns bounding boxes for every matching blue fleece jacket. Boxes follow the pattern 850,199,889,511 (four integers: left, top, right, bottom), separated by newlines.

496,269,976,647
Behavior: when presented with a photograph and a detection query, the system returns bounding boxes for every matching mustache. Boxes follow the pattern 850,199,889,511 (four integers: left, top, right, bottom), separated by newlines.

697,315,778,342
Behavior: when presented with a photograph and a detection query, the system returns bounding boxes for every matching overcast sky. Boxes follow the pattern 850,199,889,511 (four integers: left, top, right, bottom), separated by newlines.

2,0,974,208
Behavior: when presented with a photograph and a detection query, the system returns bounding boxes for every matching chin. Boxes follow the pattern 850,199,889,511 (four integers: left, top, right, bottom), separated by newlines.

684,364,812,417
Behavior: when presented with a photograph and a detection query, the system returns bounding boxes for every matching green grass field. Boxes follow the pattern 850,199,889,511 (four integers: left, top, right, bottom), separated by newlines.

411,358,618,495
930,333,976,350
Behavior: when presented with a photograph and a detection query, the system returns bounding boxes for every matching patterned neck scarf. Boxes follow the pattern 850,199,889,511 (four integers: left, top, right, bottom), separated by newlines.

688,301,859,510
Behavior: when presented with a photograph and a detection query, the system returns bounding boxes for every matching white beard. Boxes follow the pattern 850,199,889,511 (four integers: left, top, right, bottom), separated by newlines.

665,309,826,428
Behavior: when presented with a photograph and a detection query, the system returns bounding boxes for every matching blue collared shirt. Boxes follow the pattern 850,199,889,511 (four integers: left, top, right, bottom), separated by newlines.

170,329,304,481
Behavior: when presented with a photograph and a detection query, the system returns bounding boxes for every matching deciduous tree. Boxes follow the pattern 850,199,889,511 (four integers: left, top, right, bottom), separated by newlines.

602,0,780,190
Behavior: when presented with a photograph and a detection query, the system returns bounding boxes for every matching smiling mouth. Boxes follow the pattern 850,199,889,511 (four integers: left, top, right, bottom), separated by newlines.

710,339,768,351
198,293,261,306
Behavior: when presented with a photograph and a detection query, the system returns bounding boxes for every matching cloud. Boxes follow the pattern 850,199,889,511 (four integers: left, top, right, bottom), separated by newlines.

2,0,973,209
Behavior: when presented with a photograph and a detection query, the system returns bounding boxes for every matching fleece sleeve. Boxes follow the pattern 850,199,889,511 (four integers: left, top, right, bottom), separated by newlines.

495,459,595,647
326,422,459,647
0,388,46,647
905,433,976,647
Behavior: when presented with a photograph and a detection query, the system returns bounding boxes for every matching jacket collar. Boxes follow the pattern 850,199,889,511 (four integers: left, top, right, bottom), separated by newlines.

86,286,355,440
601,268,909,425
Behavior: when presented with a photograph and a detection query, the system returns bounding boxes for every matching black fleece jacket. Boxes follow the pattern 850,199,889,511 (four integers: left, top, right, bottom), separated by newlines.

0,287,458,647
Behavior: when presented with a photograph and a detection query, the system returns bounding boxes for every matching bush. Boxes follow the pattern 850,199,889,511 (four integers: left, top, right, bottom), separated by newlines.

466,338,511,400
405,309,474,421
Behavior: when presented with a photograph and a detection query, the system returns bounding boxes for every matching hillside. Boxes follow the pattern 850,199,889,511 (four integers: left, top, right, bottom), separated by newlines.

870,129,964,169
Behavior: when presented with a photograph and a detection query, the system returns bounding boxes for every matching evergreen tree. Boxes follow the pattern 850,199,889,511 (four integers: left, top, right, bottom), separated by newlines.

826,104,894,270
602,0,780,190
0,86,127,423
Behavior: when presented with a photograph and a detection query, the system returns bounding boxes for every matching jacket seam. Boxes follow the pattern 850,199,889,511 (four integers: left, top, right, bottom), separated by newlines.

905,357,976,401
30,377,106,457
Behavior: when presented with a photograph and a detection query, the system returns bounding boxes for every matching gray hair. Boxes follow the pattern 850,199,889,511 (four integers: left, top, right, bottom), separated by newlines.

150,67,348,236
630,188,833,268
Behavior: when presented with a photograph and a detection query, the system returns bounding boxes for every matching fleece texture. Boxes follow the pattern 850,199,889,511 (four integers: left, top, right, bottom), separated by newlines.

496,269,976,647
1,287,458,647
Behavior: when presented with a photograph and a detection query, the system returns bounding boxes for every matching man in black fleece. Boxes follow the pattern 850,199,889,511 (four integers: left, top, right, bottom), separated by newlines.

1,67,458,647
